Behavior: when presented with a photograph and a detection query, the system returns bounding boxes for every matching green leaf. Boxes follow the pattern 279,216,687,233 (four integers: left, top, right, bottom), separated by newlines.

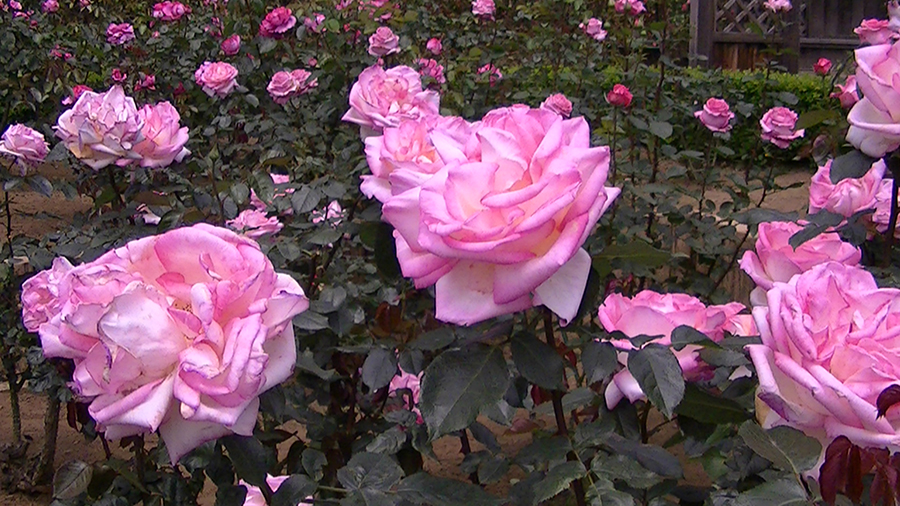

795,109,837,130
271,475,316,506
670,325,719,351
829,150,878,184
420,345,509,439
397,473,502,506
337,452,404,492
291,186,323,214
602,433,682,479
27,174,53,198
53,460,92,499
222,435,272,492
675,384,751,424
648,121,673,139
215,484,248,506
366,426,407,455
515,436,572,469
244,94,259,108
585,480,636,506
734,477,810,506
259,37,277,53
295,349,337,380
408,328,456,351
362,348,398,390
533,461,587,503
627,344,685,418
511,332,565,390
591,453,663,489
593,241,670,274
738,422,822,474
477,457,509,484
582,341,619,385
302,449,327,481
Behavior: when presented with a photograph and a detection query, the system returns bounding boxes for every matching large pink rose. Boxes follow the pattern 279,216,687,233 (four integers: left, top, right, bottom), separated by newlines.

227,209,284,238
362,115,475,202
21,224,308,463
259,6,296,37
152,1,189,21
133,101,190,168
694,97,734,133
381,105,620,325
748,262,900,450
221,35,241,56
760,107,804,149
367,26,400,56
342,65,440,137
854,19,896,46
471,0,495,19
55,85,144,170
598,291,746,409
0,124,49,169
739,221,861,305
874,179,900,236
847,41,900,157
808,158,884,216
241,475,312,506
195,61,239,98
106,23,135,45
267,69,316,105
541,93,573,118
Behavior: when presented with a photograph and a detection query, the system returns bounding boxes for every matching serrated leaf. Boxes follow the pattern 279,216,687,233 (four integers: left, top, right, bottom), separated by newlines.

420,346,509,439
27,174,53,198
244,94,259,108
738,422,822,474
734,478,810,506
215,484,248,506
649,121,673,139
592,453,664,489
337,452,404,492
533,461,587,503
366,426,407,455
627,344,685,418
795,109,837,130
222,435,272,491
583,341,619,385
302,449,327,481
670,325,719,351
362,347,398,390
602,433,682,478
271,475,316,506
291,186,322,214
675,384,750,424
511,332,565,390
397,473,501,506
594,241,670,268
829,150,877,184
408,328,455,351
295,349,337,380
53,460,92,499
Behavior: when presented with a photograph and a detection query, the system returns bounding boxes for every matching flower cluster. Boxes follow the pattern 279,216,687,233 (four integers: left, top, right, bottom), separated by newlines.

267,69,317,104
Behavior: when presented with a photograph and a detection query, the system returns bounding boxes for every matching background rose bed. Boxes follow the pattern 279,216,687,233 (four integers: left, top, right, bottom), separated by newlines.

4,0,900,504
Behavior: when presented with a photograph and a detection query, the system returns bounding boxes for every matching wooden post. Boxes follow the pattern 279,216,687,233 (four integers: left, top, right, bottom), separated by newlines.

783,0,801,73
693,0,716,68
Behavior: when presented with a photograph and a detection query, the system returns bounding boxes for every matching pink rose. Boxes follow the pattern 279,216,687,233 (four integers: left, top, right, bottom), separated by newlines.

381,105,620,325
62,84,92,105
426,37,442,55
111,68,127,82
579,18,607,41
134,74,156,92
267,69,316,105
362,115,475,202
0,124,49,170
133,101,190,168
694,97,734,133
367,26,400,57
250,174,295,213
760,107,804,148
259,6,296,37
416,58,445,84
747,262,900,451
540,93,573,118
310,200,344,225
606,84,632,107
221,35,241,56
476,63,502,86
831,75,859,109
152,1,189,21
55,85,144,170
847,41,900,157
739,221,861,305
21,224,308,463
303,13,325,33
194,61,238,98
814,57,832,75
854,19,896,46
388,370,423,423
342,65,440,137
874,179,900,236
615,0,646,15
41,0,58,13
808,158,884,217
598,291,745,408
471,0,494,19
763,0,791,11
227,209,284,238
241,475,313,506
106,23,135,45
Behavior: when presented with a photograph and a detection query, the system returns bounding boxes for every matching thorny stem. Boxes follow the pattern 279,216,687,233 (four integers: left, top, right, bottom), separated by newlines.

542,309,587,506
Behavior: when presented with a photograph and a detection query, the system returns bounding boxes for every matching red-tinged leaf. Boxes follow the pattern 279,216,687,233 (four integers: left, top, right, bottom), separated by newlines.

507,417,540,435
871,463,898,506
878,385,900,418
848,445,865,504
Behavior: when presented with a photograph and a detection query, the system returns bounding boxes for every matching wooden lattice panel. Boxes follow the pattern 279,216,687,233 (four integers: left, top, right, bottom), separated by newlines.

715,0,806,35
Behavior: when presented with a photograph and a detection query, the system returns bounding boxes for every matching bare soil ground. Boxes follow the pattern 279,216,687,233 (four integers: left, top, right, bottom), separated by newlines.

0,164,813,505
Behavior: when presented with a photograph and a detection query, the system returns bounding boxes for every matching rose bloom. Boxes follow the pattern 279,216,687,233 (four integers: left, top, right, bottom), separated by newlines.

367,26,400,57
892,0,900,32
814,57,832,75
694,97,734,133
0,124,49,172
854,19,896,46
250,173,295,213
388,370,423,423
471,0,494,19
831,75,859,109
62,84,92,106
111,68,127,82
194,61,238,99
267,69,317,105
106,23,135,45
416,58,445,84
541,93,573,118
760,107,804,148
477,63,502,86
847,41,900,158
259,6,296,37
220,35,240,56
133,101,190,168
21,225,308,463
747,262,900,451
426,37,442,55
342,65,440,137
362,115,475,202
763,0,791,11
303,13,325,33
55,85,144,170
381,105,620,325
579,18,607,41
227,209,284,238
873,179,900,237
134,74,156,92
615,0,646,15
152,1,189,21
598,291,746,408
242,476,313,506
808,158,884,217
739,221,861,306
41,0,57,13
606,84,633,107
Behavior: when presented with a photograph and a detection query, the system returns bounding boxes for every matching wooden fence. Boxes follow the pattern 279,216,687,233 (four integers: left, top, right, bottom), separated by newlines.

690,0,885,72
